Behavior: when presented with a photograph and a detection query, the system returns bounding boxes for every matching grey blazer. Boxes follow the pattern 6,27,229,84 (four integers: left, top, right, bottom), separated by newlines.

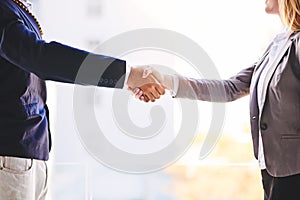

175,31,300,177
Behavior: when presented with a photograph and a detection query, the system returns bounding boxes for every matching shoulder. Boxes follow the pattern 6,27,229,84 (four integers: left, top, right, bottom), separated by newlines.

291,31,300,42
290,31,300,59
0,0,20,20
0,0,17,9
291,31,300,48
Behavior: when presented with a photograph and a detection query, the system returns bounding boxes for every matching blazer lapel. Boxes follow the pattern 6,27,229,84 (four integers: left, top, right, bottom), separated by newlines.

249,43,273,96
259,32,296,116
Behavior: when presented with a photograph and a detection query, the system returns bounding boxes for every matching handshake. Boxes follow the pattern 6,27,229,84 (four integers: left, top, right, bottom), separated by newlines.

126,66,174,102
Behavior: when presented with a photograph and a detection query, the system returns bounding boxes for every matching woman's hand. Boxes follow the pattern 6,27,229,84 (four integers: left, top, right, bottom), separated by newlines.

130,83,165,102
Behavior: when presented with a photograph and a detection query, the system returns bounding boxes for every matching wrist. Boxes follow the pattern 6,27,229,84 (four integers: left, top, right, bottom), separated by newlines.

162,75,174,90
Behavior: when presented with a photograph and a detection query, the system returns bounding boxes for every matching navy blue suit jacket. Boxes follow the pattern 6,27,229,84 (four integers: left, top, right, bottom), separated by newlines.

0,0,126,160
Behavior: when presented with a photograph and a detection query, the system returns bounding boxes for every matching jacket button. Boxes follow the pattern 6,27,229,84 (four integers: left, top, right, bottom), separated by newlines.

260,123,268,131
252,116,257,120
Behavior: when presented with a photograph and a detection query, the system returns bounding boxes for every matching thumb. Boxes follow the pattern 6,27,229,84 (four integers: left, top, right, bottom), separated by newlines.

127,86,133,91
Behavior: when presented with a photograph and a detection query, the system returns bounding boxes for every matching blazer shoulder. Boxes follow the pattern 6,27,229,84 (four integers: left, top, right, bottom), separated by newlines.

291,31,300,57
0,0,16,8
0,0,20,19
290,31,300,42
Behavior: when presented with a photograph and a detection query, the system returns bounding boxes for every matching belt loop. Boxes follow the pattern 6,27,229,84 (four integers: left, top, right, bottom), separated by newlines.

28,159,33,170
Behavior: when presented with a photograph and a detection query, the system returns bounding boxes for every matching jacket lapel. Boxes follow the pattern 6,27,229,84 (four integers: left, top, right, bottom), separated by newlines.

259,32,296,116
249,43,273,96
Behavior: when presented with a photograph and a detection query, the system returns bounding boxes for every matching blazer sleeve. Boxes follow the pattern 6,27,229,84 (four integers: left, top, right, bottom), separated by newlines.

175,64,255,102
0,4,126,88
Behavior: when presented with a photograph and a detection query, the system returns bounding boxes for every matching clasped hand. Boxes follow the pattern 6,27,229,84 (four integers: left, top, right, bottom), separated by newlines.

126,66,171,102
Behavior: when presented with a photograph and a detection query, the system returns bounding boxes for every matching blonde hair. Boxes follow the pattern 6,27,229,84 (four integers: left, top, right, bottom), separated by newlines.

280,0,300,31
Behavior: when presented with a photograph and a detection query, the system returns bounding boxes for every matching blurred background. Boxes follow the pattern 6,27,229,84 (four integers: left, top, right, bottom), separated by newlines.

30,0,283,199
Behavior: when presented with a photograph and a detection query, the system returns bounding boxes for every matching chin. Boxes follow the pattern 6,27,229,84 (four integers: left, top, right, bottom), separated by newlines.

265,8,279,14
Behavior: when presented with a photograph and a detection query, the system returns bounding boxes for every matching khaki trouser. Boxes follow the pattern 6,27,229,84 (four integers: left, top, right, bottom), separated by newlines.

0,156,48,200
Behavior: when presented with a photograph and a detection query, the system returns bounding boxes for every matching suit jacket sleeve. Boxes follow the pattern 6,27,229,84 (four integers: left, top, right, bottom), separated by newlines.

175,65,255,102
0,3,126,88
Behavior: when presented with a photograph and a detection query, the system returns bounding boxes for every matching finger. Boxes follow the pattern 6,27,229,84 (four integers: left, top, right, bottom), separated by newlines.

155,85,165,95
139,95,145,101
136,90,143,98
132,88,139,95
148,93,156,102
144,92,155,102
143,95,150,103
132,88,143,99
150,89,160,99
142,66,153,78
148,73,161,84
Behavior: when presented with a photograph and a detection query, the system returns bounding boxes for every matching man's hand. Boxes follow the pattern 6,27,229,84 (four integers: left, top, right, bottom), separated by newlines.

130,83,165,102
139,83,165,102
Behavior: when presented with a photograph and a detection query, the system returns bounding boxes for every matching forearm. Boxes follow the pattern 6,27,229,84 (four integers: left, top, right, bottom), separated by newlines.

35,42,126,88
0,17,126,88
174,65,255,102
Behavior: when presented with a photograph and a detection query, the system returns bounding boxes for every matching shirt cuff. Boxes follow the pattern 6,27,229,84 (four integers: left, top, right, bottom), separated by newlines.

122,62,131,89
170,75,179,97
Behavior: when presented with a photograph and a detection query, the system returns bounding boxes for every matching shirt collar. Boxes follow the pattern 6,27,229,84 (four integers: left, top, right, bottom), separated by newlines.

19,0,33,11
